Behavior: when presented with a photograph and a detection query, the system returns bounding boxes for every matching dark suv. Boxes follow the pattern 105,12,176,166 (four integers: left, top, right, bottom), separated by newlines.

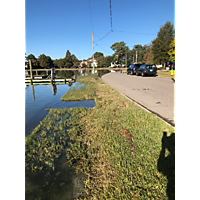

127,64,142,75
136,64,157,77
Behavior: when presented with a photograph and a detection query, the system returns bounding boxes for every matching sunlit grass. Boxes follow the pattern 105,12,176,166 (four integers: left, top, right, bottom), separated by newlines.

26,74,175,199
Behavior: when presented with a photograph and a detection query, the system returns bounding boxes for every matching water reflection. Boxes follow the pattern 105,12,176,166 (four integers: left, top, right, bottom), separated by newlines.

25,69,110,199
27,69,110,102
26,152,86,200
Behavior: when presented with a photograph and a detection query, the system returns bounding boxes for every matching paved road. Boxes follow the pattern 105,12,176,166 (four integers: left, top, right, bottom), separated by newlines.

101,72,175,126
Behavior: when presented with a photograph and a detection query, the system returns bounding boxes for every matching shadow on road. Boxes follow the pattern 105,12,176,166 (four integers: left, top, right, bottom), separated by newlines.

157,132,175,200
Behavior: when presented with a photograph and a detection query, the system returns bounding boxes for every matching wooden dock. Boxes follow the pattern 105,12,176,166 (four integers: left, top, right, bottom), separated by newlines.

25,63,76,84
25,78,74,83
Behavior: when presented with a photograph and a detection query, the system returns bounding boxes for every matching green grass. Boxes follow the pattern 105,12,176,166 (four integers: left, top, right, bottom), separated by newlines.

26,74,175,199
157,70,175,78
63,75,175,199
60,79,96,101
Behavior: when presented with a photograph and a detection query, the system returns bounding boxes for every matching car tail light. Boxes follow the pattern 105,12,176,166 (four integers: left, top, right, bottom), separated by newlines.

144,69,146,72
133,68,135,71
156,69,157,72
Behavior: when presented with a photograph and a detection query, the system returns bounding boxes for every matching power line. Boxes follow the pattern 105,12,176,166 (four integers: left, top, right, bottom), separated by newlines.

113,30,156,36
93,33,111,47
110,0,112,29
95,31,112,42
95,43,113,54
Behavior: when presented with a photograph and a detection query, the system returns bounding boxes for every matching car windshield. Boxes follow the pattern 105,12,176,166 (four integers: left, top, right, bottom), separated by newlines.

146,65,156,69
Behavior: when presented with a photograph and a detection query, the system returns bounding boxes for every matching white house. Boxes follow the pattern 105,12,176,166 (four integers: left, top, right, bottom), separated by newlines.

110,61,125,68
87,58,97,67
80,61,88,68
156,64,163,68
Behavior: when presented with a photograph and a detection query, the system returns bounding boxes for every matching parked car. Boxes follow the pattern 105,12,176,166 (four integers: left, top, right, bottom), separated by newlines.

127,64,142,75
136,64,157,77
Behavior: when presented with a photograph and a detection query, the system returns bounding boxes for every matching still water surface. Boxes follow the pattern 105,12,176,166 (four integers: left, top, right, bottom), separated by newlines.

25,70,109,199
25,83,95,136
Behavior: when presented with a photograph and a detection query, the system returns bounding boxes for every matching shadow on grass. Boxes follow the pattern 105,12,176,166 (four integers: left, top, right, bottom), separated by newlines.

157,132,175,200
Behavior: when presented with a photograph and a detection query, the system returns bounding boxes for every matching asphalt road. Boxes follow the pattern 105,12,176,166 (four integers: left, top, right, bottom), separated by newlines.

101,72,175,126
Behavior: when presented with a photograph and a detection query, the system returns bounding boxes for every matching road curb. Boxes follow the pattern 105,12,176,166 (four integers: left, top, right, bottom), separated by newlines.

121,92,175,128
100,74,175,128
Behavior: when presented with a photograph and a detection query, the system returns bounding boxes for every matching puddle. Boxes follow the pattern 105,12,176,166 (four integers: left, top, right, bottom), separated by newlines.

25,153,86,200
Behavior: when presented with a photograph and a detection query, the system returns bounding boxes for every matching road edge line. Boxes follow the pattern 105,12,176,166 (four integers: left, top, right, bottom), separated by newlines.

121,92,175,128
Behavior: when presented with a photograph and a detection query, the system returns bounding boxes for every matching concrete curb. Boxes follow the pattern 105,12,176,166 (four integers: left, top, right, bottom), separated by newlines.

100,74,175,128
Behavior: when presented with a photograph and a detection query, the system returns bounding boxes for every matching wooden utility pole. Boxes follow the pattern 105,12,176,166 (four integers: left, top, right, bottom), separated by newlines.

92,32,95,73
136,51,137,64
126,52,127,67
29,60,33,79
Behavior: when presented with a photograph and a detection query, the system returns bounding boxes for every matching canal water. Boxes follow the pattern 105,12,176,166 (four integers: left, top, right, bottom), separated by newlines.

25,70,109,200
25,83,95,136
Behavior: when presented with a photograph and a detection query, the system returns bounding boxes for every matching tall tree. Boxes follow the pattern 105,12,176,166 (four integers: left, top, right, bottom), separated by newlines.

142,44,154,64
104,55,114,67
110,41,127,64
152,21,175,65
168,39,175,62
65,50,71,58
96,56,105,67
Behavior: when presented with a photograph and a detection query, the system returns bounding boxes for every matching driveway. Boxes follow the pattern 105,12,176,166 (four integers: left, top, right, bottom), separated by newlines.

101,72,175,126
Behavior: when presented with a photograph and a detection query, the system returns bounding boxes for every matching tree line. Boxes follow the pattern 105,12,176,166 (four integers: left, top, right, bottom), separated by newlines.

26,21,175,69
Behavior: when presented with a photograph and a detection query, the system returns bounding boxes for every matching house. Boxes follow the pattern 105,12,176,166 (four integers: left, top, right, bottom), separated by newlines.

110,61,125,68
80,61,88,68
87,58,97,68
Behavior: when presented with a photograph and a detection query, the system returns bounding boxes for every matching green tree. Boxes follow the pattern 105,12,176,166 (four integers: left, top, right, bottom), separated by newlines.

37,54,53,68
110,41,128,64
65,50,71,58
142,44,154,64
94,52,104,59
53,59,65,68
104,55,114,67
71,54,78,63
168,39,175,62
152,21,175,66
37,54,48,68
96,56,105,68
26,54,37,60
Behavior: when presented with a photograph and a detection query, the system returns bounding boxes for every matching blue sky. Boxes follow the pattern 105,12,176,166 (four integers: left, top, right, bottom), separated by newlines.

25,0,175,60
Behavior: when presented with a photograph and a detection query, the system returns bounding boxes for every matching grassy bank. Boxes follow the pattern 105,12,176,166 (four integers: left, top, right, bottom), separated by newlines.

26,74,175,199
157,70,175,78
62,75,175,199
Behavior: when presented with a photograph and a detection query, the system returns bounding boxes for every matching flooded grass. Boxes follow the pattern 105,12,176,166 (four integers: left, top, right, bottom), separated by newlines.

60,79,96,101
25,107,89,199
26,74,174,199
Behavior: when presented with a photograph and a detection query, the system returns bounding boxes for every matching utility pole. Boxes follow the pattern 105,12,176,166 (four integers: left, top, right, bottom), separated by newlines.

29,59,33,79
92,32,95,74
136,51,137,64
125,51,127,67
133,54,134,64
